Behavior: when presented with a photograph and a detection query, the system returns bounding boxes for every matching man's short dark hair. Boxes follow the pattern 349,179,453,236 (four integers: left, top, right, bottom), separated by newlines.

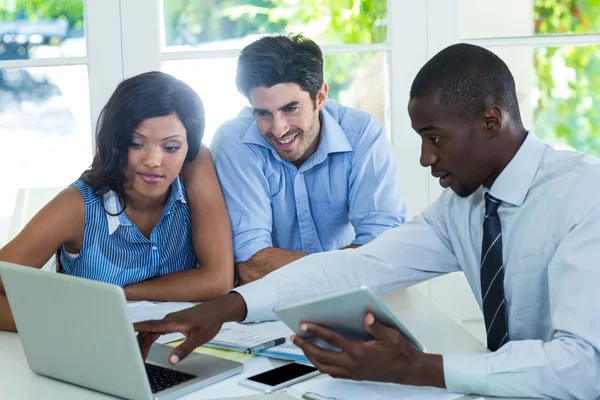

410,43,522,124
236,34,324,102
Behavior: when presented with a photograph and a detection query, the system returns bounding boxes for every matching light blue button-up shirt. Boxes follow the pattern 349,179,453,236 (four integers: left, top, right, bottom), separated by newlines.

211,100,406,263
236,132,600,399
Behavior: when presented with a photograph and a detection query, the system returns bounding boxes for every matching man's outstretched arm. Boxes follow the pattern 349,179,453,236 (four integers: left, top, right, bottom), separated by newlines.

235,247,307,286
136,205,460,365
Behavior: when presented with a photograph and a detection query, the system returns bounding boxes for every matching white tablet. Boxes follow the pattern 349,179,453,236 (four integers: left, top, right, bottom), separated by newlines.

273,286,425,352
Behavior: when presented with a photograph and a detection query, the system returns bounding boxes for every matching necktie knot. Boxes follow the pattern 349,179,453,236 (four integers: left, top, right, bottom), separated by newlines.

485,193,501,216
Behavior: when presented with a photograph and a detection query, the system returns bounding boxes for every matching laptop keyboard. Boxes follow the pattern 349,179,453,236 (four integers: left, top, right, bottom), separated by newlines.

145,363,197,393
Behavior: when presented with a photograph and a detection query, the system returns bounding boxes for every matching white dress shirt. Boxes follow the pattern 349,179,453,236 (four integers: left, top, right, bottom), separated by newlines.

234,133,600,399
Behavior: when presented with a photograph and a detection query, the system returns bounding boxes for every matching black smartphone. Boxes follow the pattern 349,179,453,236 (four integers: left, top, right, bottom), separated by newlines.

239,362,320,393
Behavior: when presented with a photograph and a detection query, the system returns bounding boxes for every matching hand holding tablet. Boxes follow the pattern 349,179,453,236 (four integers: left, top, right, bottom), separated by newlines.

273,286,425,352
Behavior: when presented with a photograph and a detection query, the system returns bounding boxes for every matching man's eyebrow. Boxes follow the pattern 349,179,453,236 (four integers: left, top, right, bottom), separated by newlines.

417,125,438,134
279,101,300,111
252,101,300,115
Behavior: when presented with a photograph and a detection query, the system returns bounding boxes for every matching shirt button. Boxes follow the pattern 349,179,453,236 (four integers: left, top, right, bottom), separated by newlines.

151,246,158,251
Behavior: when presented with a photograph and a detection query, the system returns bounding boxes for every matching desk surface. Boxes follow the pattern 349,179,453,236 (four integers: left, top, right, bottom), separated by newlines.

0,287,488,400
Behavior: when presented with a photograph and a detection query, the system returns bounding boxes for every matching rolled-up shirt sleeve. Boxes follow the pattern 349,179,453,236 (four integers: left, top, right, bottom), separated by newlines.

211,124,273,263
348,117,407,245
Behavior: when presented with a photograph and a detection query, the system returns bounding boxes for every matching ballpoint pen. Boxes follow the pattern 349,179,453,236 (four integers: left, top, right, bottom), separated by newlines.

243,337,286,354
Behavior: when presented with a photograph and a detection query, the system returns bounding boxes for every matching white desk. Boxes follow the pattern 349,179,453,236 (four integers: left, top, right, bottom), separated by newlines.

0,287,488,399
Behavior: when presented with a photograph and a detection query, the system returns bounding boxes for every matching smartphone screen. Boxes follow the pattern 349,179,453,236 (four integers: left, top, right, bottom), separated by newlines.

247,363,318,386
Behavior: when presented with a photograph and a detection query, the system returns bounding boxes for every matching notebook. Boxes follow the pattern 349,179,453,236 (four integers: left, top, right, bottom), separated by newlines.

209,321,307,362
127,301,308,362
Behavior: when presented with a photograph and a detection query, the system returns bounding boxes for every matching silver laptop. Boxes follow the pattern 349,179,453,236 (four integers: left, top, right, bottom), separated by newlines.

0,261,243,400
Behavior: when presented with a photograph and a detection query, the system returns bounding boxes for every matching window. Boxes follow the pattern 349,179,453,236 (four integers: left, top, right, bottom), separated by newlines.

460,0,600,156
163,51,388,145
0,65,90,215
0,2,88,246
163,0,387,50
323,52,388,127
0,0,85,61
533,44,599,155
159,0,391,146
0,0,122,246
162,57,246,145
460,0,600,39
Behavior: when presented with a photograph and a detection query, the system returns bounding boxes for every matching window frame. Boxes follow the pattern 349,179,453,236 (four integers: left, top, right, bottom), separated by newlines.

0,0,125,150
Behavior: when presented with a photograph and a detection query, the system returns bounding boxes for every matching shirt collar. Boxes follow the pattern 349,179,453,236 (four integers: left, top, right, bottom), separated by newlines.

487,132,547,207
241,105,353,170
103,190,123,235
169,176,187,203
104,177,186,235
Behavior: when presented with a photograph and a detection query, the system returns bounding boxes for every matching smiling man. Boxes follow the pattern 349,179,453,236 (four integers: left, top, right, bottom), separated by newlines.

136,44,600,399
210,34,406,285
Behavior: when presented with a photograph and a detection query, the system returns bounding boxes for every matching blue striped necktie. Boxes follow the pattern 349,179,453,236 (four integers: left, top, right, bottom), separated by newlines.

481,193,510,351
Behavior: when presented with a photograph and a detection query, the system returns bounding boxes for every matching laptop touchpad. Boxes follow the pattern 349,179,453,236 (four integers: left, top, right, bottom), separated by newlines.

147,344,197,367
147,343,242,378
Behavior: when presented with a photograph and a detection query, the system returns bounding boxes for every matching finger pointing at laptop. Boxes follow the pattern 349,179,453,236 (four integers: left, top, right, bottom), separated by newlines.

134,293,247,364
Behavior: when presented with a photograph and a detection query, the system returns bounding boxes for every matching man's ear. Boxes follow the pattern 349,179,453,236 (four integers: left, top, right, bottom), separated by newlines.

482,105,503,137
316,82,328,110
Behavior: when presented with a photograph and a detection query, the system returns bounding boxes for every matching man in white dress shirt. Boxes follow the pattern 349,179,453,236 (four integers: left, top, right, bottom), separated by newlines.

135,44,600,399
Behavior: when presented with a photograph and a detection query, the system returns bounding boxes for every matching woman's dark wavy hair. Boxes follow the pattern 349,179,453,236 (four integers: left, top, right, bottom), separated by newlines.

56,71,204,273
81,70,205,203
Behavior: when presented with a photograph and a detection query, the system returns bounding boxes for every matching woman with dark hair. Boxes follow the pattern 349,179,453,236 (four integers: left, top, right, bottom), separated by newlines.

0,71,234,332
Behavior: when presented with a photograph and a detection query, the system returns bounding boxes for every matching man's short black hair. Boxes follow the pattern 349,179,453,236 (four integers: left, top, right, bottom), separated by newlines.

236,33,324,102
410,43,522,124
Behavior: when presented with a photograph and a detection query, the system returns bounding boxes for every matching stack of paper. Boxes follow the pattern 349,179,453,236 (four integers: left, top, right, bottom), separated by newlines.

127,301,307,362
287,377,463,400
210,321,307,361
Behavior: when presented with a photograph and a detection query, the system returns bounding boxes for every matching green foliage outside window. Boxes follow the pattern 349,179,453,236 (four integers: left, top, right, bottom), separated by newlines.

0,0,83,31
163,0,386,46
163,0,386,101
534,0,600,156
